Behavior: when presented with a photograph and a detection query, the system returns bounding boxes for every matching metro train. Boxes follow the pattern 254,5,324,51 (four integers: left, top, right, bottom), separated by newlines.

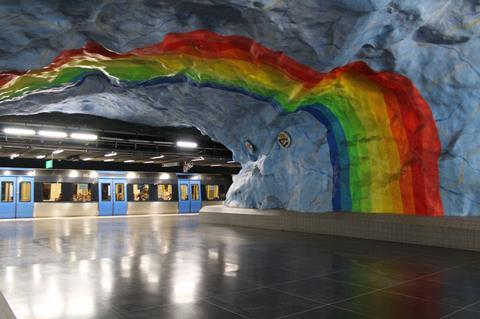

0,168,232,219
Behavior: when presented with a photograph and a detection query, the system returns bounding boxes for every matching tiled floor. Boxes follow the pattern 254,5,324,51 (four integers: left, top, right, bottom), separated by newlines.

1,215,480,319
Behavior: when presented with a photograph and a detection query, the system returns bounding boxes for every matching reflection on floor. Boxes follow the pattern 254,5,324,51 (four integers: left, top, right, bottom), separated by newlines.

1,215,480,319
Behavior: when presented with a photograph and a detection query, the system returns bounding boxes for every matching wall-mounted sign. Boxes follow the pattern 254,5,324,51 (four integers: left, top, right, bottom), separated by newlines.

277,131,291,148
45,159,53,169
244,139,255,155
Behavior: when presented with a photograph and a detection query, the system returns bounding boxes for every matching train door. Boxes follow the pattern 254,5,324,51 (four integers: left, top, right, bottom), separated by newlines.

16,177,34,218
98,178,113,216
0,176,33,219
0,176,16,219
113,179,127,215
177,179,202,213
178,179,190,213
98,178,127,216
190,180,202,213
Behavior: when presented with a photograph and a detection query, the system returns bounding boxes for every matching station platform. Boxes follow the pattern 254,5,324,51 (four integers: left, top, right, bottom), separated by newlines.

200,205,480,252
2,214,480,318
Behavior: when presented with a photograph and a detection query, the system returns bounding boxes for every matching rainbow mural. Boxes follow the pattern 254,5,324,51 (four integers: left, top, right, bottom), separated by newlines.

0,30,443,216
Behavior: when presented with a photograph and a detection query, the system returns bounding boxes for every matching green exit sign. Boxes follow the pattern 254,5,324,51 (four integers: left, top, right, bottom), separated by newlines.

45,159,53,169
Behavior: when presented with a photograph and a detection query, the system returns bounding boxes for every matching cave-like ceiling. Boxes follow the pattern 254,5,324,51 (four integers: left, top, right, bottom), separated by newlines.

0,0,478,215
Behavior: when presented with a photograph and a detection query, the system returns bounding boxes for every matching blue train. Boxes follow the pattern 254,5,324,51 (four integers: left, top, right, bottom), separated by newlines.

0,168,232,219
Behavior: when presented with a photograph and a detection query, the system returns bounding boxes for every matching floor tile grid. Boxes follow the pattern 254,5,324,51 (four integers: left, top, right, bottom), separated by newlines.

198,251,390,317
120,284,265,317
271,250,430,279
202,272,328,318
277,304,380,319
108,249,322,316
372,258,480,313
97,237,480,318
234,273,327,291
110,307,128,319
198,264,375,318
116,249,328,306
334,258,480,316
383,282,480,312
202,299,251,319
4,215,480,319
269,279,380,319
271,257,480,319
441,300,480,319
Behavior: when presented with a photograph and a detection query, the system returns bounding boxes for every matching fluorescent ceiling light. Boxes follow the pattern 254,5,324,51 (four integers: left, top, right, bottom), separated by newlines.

227,160,236,163
162,162,178,167
10,153,20,159
82,157,92,161
124,160,134,163
104,159,114,162
159,173,170,180
210,164,222,167
150,155,164,159
52,149,64,154
191,156,204,162
69,170,79,178
105,152,117,157
38,130,67,138
4,127,35,136
70,133,98,141
144,161,154,164
176,141,197,148
36,155,46,159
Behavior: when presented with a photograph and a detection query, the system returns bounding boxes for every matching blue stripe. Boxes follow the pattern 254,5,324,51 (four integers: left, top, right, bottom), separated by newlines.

303,106,351,211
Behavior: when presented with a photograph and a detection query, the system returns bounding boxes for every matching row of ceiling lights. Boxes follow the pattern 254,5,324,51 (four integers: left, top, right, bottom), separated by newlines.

9,151,64,160
3,127,201,162
9,151,237,166
1,170,176,180
3,128,200,148
91,156,165,163
4,127,98,140
84,152,166,163
2,127,238,166
64,171,174,180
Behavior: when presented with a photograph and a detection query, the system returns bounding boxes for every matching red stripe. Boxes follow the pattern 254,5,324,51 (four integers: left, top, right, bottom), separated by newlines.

132,30,323,88
0,71,26,87
374,70,443,216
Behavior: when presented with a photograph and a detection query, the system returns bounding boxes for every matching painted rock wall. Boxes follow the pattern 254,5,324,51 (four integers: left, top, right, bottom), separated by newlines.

0,0,478,215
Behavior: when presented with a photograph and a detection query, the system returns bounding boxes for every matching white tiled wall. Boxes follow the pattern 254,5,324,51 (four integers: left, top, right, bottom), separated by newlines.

200,205,480,252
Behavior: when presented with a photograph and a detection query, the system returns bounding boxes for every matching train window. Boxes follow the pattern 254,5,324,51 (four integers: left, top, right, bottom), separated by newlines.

157,184,172,201
42,183,63,202
73,183,92,202
206,185,220,200
133,184,149,201
101,183,111,201
1,181,14,202
180,184,188,200
191,184,199,200
19,182,31,202
115,183,125,201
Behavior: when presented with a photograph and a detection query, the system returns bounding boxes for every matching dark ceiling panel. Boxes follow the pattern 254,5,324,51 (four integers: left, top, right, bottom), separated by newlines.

0,113,240,172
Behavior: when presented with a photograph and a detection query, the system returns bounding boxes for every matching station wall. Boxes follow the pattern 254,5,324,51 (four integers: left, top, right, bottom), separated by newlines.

0,1,478,216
